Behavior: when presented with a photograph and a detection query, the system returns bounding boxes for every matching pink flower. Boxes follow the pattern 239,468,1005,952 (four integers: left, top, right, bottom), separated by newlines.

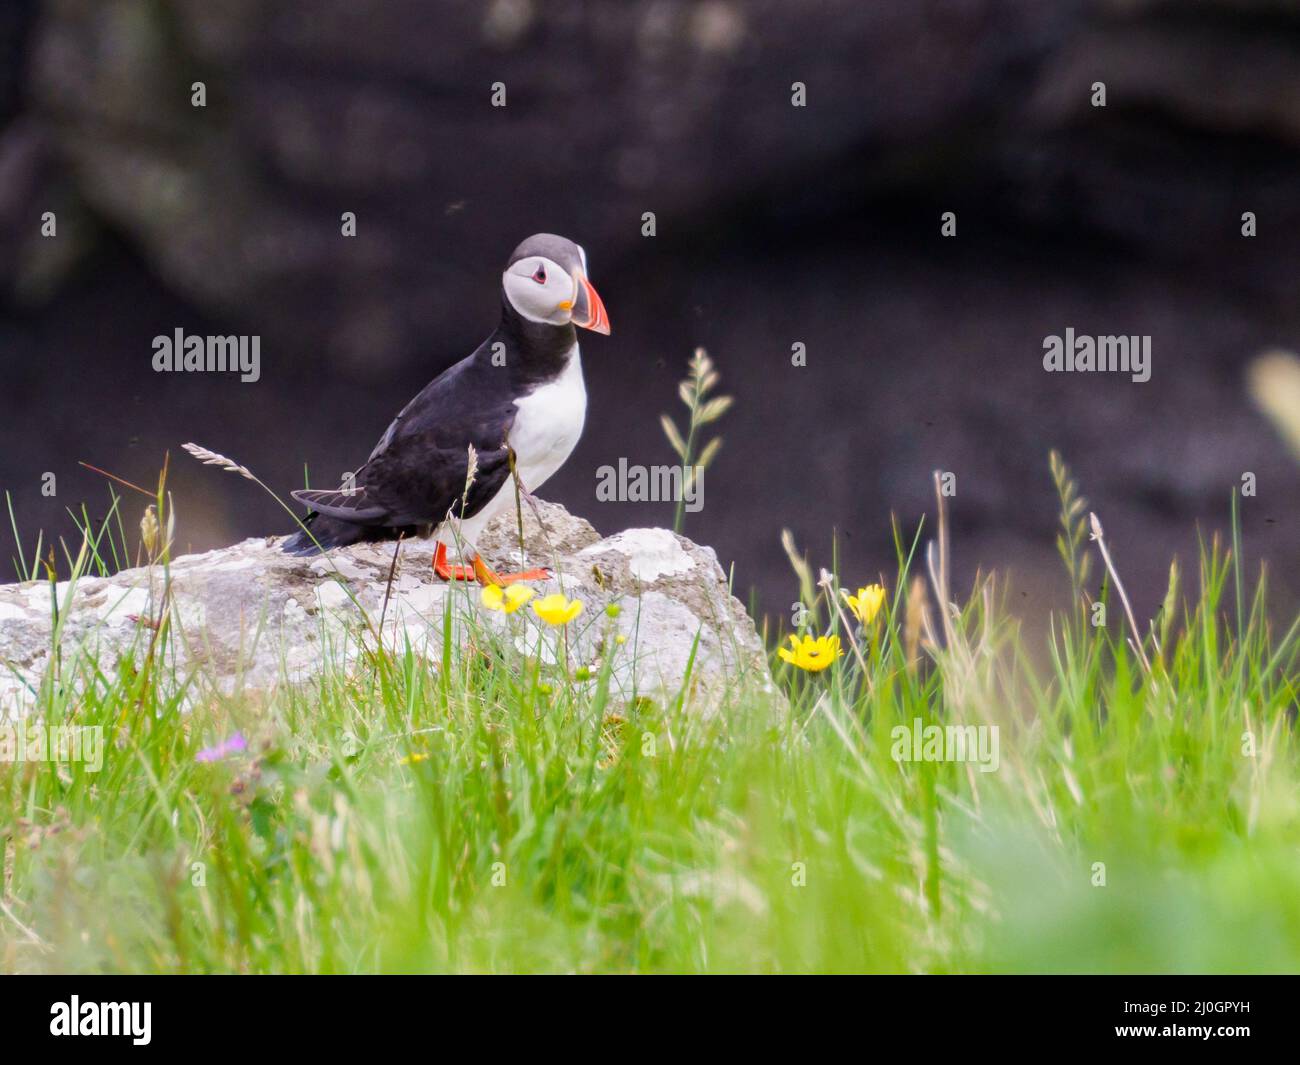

195,732,247,763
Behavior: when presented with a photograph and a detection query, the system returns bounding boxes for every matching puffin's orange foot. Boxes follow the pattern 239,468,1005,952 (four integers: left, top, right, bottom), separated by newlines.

470,555,551,587
490,567,553,586
433,544,551,586
432,543,477,581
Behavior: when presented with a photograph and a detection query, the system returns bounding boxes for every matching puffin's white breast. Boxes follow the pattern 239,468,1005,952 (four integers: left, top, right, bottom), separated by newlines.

507,344,587,492
439,345,586,549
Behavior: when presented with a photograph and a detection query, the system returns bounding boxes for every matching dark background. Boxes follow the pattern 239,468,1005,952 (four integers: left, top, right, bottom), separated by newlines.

1,0,1297,626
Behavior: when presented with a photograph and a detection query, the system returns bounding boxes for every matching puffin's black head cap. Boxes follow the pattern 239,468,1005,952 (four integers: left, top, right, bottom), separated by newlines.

501,233,610,335
505,233,586,274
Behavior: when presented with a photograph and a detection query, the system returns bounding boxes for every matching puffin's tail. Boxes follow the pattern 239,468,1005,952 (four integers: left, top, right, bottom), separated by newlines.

281,513,368,556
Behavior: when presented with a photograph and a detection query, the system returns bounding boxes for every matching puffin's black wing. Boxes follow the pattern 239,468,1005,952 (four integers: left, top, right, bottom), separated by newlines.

291,438,513,528
291,346,518,530
288,486,388,524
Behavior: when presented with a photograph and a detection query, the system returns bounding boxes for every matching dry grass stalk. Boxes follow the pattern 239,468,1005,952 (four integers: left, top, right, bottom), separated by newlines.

181,443,257,482
1089,512,1152,673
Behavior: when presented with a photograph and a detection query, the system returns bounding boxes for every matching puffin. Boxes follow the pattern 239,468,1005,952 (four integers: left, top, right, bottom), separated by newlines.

282,233,610,585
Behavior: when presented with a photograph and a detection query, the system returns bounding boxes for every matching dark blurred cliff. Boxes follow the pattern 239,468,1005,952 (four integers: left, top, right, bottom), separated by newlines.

1,0,1297,622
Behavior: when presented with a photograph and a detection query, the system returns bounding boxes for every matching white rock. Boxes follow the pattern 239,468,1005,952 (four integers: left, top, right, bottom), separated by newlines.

584,528,696,581
0,501,775,719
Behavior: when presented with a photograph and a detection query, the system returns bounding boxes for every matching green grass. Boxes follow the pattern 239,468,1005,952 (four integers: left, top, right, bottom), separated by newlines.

1,463,1298,973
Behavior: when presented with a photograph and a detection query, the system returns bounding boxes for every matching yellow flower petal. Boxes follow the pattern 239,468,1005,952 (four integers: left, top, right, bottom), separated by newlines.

842,583,885,625
502,585,535,613
483,583,537,614
780,633,842,672
532,593,584,626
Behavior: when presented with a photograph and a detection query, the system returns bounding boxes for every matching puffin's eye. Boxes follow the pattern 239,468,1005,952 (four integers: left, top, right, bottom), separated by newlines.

531,263,547,284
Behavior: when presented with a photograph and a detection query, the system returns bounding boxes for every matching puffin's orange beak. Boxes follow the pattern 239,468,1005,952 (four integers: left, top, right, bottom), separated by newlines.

568,270,611,335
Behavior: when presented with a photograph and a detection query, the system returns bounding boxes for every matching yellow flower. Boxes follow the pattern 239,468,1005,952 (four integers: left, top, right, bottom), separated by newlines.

398,752,429,765
532,593,584,626
481,583,535,614
778,633,842,672
842,584,885,625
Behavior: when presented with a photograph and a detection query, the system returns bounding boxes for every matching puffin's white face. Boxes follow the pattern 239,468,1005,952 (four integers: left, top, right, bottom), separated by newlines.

502,255,573,326
501,245,611,334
